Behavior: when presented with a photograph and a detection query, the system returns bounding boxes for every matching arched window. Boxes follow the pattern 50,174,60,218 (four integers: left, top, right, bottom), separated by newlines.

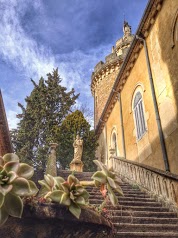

133,92,146,140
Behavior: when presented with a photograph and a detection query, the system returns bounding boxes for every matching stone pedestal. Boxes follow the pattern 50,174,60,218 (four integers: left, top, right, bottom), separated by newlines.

46,143,58,176
70,159,84,172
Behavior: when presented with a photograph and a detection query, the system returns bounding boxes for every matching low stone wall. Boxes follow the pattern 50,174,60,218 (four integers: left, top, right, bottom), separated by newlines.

0,204,113,238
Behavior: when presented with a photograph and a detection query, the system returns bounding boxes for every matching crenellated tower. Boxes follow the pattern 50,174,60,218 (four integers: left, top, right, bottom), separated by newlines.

91,21,134,127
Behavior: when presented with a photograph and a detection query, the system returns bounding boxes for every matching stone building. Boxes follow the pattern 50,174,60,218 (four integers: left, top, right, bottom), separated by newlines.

0,90,13,156
91,0,178,174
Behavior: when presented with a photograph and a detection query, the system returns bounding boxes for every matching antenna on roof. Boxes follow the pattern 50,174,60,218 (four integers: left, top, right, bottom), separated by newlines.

123,12,125,22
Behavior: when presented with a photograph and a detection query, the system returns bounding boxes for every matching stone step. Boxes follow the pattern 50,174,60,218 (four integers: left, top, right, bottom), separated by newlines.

120,190,146,194
89,192,150,199
119,193,150,198
62,171,178,237
90,199,162,207
111,216,178,224
114,223,178,232
89,195,155,202
58,171,94,180
115,232,178,238
107,210,177,218
119,190,147,195
87,189,147,196
105,205,169,212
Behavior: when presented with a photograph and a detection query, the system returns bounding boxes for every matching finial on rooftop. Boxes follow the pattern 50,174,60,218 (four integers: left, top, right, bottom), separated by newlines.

123,20,132,38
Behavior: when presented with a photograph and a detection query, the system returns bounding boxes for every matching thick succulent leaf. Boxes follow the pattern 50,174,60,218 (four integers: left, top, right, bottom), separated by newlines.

114,177,122,185
18,163,34,179
107,177,117,189
0,193,4,208
75,196,86,206
54,182,63,191
0,169,6,177
7,171,17,184
38,186,50,197
80,190,89,201
93,160,109,176
38,180,51,191
72,190,80,197
94,180,101,187
0,184,13,196
70,182,76,191
0,157,4,166
44,174,54,187
107,169,116,179
54,177,65,187
0,205,8,226
4,162,19,174
11,178,30,196
70,192,75,200
93,160,103,170
75,185,84,194
69,202,81,219
113,186,124,196
107,184,118,206
3,154,19,163
61,182,70,193
0,166,3,172
67,175,79,186
92,171,107,184
60,193,71,206
48,190,64,203
4,193,23,218
28,181,39,196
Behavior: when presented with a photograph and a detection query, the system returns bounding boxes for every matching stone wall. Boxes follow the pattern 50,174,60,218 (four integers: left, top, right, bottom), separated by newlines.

99,0,178,174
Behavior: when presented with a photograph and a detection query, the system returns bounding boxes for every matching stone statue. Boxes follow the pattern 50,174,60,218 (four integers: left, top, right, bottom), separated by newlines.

123,21,131,37
73,135,83,161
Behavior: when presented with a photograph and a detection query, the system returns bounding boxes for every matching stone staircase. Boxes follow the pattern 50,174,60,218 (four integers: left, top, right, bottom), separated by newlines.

59,171,178,238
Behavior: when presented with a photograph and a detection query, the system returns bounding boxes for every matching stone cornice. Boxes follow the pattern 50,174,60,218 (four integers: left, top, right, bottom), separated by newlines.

95,0,163,136
91,56,123,96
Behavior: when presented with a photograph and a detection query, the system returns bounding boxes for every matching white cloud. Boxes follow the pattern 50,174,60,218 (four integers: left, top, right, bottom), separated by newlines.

0,0,56,79
6,110,20,129
0,0,112,129
57,45,111,91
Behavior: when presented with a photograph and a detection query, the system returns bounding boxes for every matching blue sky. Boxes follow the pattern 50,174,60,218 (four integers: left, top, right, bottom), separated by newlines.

0,0,148,128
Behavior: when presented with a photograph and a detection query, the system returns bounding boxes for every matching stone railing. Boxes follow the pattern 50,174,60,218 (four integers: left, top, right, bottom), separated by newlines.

110,156,178,213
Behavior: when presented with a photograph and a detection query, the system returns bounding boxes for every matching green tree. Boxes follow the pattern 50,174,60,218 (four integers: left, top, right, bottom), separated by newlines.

13,68,79,170
57,110,98,171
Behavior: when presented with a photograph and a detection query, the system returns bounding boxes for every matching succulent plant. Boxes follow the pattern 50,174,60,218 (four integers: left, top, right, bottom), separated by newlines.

39,174,89,219
0,153,38,226
92,160,123,206
38,174,65,198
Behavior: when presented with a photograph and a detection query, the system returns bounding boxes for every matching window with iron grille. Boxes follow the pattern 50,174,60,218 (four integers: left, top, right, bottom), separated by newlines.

133,92,146,140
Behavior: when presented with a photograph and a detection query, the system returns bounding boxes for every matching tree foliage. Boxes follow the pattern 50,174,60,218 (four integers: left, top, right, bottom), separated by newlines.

57,110,98,171
12,69,97,172
13,69,79,169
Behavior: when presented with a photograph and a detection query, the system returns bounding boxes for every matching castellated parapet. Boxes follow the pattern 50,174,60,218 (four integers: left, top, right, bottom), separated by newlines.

91,22,134,127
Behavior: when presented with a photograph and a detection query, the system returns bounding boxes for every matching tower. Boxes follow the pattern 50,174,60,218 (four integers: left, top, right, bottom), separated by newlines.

91,22,134,128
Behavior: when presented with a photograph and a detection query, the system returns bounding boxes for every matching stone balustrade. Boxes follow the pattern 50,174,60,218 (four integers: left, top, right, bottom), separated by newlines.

110,156,178,213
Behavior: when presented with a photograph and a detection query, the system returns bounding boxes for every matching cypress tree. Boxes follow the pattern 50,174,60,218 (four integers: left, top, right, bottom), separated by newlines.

14,68,79,170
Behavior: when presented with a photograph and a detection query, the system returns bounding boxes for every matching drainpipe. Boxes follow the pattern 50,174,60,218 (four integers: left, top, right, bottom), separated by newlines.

136,35,170,172
118,93,126,159
104,124,109,166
